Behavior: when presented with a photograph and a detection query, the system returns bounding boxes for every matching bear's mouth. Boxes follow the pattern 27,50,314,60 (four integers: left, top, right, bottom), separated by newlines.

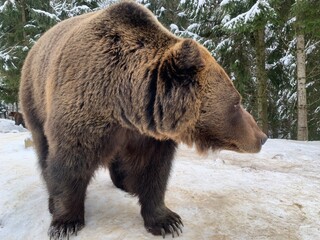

231,141,263,154
206,138,242,153
220,142,243,153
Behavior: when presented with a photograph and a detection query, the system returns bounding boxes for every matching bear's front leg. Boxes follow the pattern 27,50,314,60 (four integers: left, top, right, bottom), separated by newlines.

121,137,183,238
137,139,183,238
45,150,94,240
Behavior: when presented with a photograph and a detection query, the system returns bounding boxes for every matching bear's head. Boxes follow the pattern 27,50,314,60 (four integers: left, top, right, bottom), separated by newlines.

156,39,267,154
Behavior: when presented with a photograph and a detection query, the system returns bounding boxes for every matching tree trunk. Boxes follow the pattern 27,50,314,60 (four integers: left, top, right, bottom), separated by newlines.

296,0,308,141
254,27,268,134
20,0,27,45
296,33,308,140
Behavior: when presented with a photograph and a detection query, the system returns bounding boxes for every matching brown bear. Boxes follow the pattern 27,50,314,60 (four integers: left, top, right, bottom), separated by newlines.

8,111,26,128
19,1,267,239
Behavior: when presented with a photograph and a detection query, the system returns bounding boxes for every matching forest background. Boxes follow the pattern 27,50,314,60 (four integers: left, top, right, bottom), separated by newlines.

0,0,319,140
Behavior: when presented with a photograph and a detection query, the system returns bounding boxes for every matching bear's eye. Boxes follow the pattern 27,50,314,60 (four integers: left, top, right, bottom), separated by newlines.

234,103,240,110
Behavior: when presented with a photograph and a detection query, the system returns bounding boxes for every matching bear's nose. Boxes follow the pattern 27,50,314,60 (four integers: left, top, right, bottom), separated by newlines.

261,135,268,145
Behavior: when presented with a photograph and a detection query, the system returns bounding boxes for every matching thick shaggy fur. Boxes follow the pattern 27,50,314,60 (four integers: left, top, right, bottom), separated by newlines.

19,1,267,239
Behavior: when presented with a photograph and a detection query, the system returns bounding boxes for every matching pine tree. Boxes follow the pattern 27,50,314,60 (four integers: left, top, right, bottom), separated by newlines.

1,0,318,140
0,0,108,106
219,0,277,134
294,0,320,140
0,0,52,105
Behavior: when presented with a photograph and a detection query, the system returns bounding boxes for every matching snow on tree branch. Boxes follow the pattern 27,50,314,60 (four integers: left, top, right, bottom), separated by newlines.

0,0,16,13
222,0,274,29
31,9,61,22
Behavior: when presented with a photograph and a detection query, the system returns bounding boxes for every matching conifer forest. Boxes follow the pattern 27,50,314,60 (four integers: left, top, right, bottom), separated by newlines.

0,0,319,140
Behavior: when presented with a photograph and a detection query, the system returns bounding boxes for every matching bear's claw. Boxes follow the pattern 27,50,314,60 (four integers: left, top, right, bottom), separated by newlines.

145,209,183,238
48,221,84,240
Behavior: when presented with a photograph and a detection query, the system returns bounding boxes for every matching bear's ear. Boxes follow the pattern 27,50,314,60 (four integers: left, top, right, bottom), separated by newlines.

160,39,205,86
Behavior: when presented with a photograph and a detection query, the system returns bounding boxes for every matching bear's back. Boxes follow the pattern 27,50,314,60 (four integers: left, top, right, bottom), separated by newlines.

21,1,176,93
20,1,178,125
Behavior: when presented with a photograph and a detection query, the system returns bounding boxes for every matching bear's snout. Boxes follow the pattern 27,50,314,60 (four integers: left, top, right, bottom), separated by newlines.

260,134,268,145
230,107,268,154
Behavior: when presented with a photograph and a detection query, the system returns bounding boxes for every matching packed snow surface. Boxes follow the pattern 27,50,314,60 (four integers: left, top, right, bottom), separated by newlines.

0,119,319,240
0,119,28,133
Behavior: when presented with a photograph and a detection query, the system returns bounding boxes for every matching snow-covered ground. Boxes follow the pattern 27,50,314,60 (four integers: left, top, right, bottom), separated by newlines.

0,119,28,133
0,119,319,240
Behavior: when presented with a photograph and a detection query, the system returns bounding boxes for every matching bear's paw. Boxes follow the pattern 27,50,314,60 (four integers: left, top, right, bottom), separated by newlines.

48,219,84,240
144,207,183,238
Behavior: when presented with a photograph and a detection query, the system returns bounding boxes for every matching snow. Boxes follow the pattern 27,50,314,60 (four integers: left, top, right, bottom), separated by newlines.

0,119,27,133
215,38,233,51
222,0,274,29
31,8,61,22
0,0,16,12
24,24,37,29
0,49,10,63
0,119,319,239
177,12,186,17
186,23,200,31
220,0,241,6
305,41,320,55
170,24,179,33
69,5,92,15
179,0,205,10
196,0,205,6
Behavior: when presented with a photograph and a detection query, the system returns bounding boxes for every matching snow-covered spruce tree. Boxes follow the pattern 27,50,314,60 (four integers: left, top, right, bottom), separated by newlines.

259,0,297,139
271,0,320,140
292,0,320,140
306,39,320,140
219,0,277,135
0,0,110,107
0,0,53,105
48,0,104,21
172,0,221,51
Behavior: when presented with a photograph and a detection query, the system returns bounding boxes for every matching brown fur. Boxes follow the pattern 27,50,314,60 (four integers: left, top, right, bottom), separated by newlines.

19,1,267,239
8,112,26,128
